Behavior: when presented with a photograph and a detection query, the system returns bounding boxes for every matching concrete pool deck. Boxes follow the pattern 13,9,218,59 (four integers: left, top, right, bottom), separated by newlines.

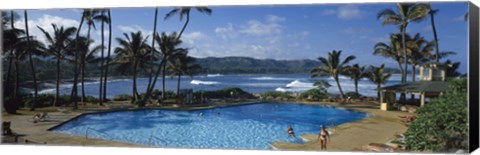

2,100,411,151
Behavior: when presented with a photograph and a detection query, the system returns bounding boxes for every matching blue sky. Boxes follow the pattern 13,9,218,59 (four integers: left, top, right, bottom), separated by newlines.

12,2,468,73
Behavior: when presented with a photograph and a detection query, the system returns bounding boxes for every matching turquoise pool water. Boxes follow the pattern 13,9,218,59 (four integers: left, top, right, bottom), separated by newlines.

52,102,367,149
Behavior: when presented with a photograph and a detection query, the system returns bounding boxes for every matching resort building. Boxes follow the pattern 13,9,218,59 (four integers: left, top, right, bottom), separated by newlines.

379,63,451,111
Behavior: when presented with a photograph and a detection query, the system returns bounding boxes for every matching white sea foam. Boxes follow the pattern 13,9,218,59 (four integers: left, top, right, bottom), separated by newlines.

285,80,315,88
207,74,223,77
190,80,220,85
251,77,293,81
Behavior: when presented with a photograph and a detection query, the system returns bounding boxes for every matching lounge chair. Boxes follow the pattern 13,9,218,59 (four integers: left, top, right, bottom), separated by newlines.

2,121,13,136
33,112,49,123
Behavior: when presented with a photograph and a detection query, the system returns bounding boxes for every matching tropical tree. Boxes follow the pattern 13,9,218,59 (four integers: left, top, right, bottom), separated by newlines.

345,64,367,95
93,9,109,105
38,24,76,106
164,7,212,40
113,31,151,103
313,80,332,93
144,32,182,103
145,8,159,102
367,64,392,99
427,4,441,62
405,33,434,82
70,9,86,109
444,60,462,78
374,34,404,82
167,51,201,95
311,50,355,99
102,9,113,103
377,3,429,100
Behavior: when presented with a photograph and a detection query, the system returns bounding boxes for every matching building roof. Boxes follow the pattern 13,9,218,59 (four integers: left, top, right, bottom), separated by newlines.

380,81,450,93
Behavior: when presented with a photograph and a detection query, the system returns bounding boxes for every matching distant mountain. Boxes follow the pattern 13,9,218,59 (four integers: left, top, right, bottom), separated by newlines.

194,56,401,74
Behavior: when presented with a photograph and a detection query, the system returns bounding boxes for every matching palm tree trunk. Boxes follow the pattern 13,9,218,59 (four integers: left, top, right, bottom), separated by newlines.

377,83,381,100
411,65,416,100
430,11,440,63
141,59,165,106
161,58,167,99
99,12,105,105
354,80,359,95
103,10,112,102
334,76,345,99
176,74,181,96
25,10,38,111
177,12,190,40
81,62,86,103
14,57,20,105
400,24,408,101
132,60,139,103
54,52,61,106
71,14,85,110
146,8,158,93
81,24,92,103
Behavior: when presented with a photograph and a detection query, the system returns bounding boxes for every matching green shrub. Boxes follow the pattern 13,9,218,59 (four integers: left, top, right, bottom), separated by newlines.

112,94,133,101
260,91,293,99
299,89,330,100
85,96,99,103
403,78,468,152
345,92,361,98
164,90,175,99
151,89,162,99
200,88,255,99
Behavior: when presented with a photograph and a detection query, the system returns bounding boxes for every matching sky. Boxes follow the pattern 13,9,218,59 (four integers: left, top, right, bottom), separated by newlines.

8,2,469,73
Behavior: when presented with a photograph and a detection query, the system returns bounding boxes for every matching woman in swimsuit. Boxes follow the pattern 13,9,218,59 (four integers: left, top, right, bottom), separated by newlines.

317,125,330,150
287,125,295,137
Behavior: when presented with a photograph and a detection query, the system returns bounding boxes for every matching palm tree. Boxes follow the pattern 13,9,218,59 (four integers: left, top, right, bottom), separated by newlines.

367,64,392,100
444,60,461,77
377,3,429,101
313,80,331,93
24,10,40,111
311,50,355,99
345,64,367,95
71,9,86,109
102,9,113,102
144,32,182,103
145,8,159,102
93,9,109,105
427,4,440,63
38,24,76,106
167,51,201,95
113,31,151,103
406,33,434,82
374,34,404,83
164,7,212,40
81,9,103,103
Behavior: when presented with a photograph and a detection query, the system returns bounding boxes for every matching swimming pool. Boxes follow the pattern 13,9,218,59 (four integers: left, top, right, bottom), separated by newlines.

51,102,367,149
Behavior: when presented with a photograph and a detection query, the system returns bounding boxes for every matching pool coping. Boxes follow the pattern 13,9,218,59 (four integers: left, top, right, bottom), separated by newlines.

46,101,371,150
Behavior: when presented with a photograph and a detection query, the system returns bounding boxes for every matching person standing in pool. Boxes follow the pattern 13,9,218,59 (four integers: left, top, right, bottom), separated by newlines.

317,125,330,150
287,125,295,137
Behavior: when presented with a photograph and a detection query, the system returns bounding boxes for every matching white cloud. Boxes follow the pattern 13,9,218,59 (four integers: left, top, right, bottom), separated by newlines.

265,15,286,23
240,20,283,36
181,31,207,45
337,5,366,20
321,5,366,20
214,23,237,40
14,14,80,46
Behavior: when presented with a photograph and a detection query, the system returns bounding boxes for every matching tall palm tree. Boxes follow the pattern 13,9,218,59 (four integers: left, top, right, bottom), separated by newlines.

167,51,201,95
81,9,102,103
374,34,405,79
142,32,182,103
145,8,159,98
377,3,429,100
367,64,392,100
102,9,113,102
93,9,109,105
71,9,86,109
113,31,151,103
427,4,440,63
345,64,367,95
406,33,434,82
311,50,355,99
38,24,76,106
164,7,212,40
24,10,40,111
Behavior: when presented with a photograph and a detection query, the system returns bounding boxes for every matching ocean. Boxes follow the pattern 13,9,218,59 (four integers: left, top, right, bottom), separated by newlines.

37,74,418,98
